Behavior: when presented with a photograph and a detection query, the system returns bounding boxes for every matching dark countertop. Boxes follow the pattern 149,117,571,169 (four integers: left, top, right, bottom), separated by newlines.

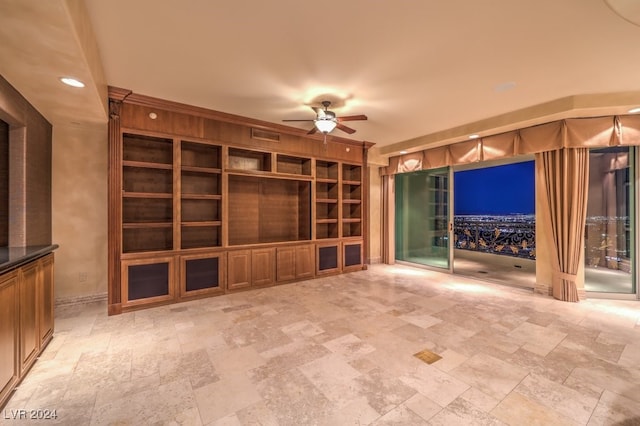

0,245,59,273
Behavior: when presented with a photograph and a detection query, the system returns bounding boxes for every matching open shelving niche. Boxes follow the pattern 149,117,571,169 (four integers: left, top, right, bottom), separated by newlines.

122,133,173,254
180,140,222,250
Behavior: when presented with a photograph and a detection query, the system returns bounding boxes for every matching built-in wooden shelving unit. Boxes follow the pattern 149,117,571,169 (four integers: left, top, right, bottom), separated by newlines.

108,87,372,315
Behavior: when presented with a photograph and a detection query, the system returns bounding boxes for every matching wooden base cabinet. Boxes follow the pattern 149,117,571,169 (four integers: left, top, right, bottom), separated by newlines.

316,243,341,275
0,253,56,409
277,244,314,282
342,241,363,272
180,252,226,298
251,248,275,287
227,248,276,290
0,272,19,410
121,257,176,308
38,255,54,347
19,262,39,374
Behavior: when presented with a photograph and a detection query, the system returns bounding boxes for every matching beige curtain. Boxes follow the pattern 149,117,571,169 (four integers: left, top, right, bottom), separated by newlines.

536,148,589,302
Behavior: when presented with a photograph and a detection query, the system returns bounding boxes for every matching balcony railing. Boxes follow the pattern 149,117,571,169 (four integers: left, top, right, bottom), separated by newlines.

454,216,536,259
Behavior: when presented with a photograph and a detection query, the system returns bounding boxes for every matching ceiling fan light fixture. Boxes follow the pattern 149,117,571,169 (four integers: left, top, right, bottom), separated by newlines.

315,118,337,134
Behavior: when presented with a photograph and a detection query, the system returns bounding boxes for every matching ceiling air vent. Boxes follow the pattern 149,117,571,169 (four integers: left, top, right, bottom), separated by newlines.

251,128,280,142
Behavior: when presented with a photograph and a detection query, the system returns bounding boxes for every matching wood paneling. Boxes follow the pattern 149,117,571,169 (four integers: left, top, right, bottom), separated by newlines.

0,271,18,409
38,254,54,347
18,262,38,375
251,248,275,287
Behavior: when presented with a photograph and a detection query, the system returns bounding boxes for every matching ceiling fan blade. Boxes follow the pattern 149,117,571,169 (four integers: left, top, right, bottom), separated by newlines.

282,119,314,122
307,126,318,135
336,123,356,134
337,114,368,122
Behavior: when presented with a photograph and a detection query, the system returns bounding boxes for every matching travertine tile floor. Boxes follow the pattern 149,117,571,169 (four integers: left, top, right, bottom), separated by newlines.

4,264,640,425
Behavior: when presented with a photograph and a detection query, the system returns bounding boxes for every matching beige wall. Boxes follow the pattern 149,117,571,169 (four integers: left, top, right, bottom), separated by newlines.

368,167,382,263
52,123,108,302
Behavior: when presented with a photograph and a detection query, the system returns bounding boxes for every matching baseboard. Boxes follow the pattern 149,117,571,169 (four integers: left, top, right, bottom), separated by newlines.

369,257,382,264
55,292,108,307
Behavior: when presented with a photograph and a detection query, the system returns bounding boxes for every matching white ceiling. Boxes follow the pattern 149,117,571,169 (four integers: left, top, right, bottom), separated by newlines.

1,0,640,157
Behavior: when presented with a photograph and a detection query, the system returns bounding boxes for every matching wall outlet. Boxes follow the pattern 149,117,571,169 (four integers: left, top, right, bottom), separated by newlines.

78,272,88,283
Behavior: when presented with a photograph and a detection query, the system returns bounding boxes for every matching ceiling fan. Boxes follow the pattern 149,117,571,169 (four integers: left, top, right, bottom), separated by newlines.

283,101,368,136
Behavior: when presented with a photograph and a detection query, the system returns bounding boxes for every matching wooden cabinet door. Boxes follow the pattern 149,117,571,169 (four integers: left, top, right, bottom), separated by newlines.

276,247,296,282
0,272,19,409
38,254,54,347
342,241,363,271
19,263,39,374
252,248,275,287
227,250,251,290
295,245,315,279
316,243,341,275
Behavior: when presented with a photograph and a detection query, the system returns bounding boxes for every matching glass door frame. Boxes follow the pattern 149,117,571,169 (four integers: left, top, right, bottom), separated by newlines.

585,146,638,300
393,167,453,273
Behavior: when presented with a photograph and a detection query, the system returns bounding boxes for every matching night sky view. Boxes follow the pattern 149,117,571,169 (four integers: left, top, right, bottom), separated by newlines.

454,161,535,215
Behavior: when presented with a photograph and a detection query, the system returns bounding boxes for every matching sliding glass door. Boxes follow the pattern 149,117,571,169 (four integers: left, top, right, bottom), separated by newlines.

395,168,451,270
585,146,635,294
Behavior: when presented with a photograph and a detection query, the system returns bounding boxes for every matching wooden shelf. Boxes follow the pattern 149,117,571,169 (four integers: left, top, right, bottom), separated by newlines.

123,192,172,199
123,222,172,229
317,160,338,180
342,218,362,223
181,194,222,200
342,199,361,204
342,163,362,182
123,160,173,170
123,133,173,165
276,154,311,176
316,198,338,204
182,141,221,169
316,178,338,184
228,148,271,172
317,219,338,224
181,165,222,174
181,221,222,227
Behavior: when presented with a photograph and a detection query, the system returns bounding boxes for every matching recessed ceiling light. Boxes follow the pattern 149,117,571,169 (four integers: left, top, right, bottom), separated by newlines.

60,77,85,88
399,150,408,154
469,134,480,139
628,107,640,114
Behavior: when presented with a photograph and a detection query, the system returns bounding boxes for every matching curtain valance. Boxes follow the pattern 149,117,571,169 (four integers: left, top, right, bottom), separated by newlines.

380,114,640,175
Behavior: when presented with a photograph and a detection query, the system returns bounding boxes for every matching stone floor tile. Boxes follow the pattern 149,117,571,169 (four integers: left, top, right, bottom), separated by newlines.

194,373,261,424
491,392,579,426
428,398,507,426
587,390,640,425
400,364,469,407
449,353,527,400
